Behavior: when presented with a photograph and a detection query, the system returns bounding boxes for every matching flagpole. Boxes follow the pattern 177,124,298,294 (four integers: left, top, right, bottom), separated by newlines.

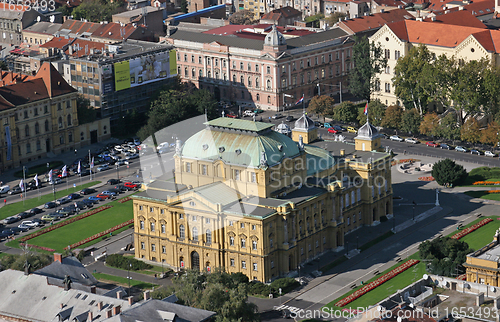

22,167,26,206
302,93,305,114
89,150,92,181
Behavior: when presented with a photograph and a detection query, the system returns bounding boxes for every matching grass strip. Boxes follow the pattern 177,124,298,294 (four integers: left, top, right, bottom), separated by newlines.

0,181,101,220
465,191,500,201
93,272,158,290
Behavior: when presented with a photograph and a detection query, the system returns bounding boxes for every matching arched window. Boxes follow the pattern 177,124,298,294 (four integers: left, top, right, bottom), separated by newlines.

267,79,271,90
266,66,270,74
58,116,63,128
240,62,243,70
267,96,271,103
192,227,198,241
199,69,203,77
240,75,244,84
24,125,30,137
35,122,39,134
184,67,188,76
36,140,41,150
247,63,251,71
192,68,195,77
45,120,49,132
179,225,185,239
252,240,257,250
215,71,219,79
233,74,236,83
207,70,211,78
67,114,72,126
256,93,260,101
248,77,252,87
206,229,212,244
59,135,64,144
255,77,259,88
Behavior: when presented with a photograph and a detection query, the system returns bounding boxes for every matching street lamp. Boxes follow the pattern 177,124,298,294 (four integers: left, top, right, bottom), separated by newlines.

116,164,120,181
128,261,132,296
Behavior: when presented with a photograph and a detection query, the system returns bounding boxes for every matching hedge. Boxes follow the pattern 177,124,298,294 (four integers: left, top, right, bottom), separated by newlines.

105,253,153,271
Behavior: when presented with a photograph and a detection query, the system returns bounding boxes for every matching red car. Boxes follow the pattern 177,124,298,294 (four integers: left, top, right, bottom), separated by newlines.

426,141,438,147
226,113,237,118
124,182,139,189
96,193,111,200
327,128,339,134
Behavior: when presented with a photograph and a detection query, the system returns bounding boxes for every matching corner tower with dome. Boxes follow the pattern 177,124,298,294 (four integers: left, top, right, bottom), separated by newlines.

292,113,318,144
355,120,384,152
132,117,393,282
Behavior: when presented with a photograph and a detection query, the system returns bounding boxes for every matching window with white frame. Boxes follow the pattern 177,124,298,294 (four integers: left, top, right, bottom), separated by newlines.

162,246,166,253
140,221,144,230
241,261,246,269
252,240,257,250
161,224,166,234
230,236,235,246
241,238,246,248
150,222,155,231
253,263,258,271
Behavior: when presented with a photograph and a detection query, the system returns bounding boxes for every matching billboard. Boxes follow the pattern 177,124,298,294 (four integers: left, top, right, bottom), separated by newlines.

101,64,115,94
112,50,177,92
114,61,131,91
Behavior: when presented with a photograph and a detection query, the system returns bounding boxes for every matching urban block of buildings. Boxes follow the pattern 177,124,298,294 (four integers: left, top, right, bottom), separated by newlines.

132,116,392,282
167,24,353,111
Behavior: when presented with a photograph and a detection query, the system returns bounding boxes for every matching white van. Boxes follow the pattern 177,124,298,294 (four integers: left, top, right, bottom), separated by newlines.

156,142,169,152
0,185,10,194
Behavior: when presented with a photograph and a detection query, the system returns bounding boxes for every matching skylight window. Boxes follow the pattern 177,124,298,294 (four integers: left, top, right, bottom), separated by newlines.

75,293,81,299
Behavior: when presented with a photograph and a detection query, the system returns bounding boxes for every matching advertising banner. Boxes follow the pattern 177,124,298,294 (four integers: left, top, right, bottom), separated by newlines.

101,64,115,94
114,61,131,91
169,50,177,76
5,125,11,161
128,51,172,88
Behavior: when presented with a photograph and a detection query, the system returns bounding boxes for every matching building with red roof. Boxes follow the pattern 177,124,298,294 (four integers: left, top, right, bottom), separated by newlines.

338,8,414,35
260,6,302,26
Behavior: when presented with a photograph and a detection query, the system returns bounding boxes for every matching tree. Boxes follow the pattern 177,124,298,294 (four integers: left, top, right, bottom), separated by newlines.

438,113,460,141
482,64,500,119
381,105,403,129
393,45,436,115
308,95,334,122
419,113,440,136
331,101,357,123
229,10,258,25
357,100,385,126
349,36,387,101
304,13,324,28
180,0,188,12
56,4,72,16
72,0,125,23
76,95,97,124
460,118,481,143
419,237,472,277
431,158,468,187
401,108,421,134
171,269,259,322
137,80,218,140
480,122,500,146
326,12,346,26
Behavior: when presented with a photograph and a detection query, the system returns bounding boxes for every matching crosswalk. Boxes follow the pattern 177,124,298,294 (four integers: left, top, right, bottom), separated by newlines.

274,304,304,315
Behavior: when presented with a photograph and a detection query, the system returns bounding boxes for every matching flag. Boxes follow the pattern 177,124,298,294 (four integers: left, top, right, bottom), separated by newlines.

19,179,23,191
77,161,81,174
363,102,368,115
62,165,67,177
34,174,39,187
295,95,304,105
48,169,53,182
90,157,94,169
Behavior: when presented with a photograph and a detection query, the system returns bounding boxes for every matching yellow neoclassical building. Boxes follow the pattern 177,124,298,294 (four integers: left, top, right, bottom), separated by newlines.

464,230,500,286
132,115,393,282
369,13,500,107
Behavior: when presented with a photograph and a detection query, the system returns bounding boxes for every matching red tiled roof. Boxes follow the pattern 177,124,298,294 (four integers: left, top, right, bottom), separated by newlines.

427,0,494,14
0,62,75,111
91,23,137,40
387,19,500,52
261,6,301,19
203,25,249,35
339,8,412,33
0,71,36,86
423,10,487,28
41,37,106,57
60,20,101,34
373,0,405,6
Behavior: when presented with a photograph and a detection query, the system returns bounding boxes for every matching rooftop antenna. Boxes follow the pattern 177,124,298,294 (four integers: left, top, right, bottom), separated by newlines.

142,7,147,27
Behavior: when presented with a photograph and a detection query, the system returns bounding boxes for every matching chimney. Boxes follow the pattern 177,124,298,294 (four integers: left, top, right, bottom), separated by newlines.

54,253,62,263
105,310,112,318
97,302,103,310
143,290,150,300
112,305,121,315
380,8,385,12
88,311,93,322
68,45,73,55
90,286,96,294
116,291,122,299
431,16,436,21
128,297,134,306
340,149,345,156
60,303,64,309
416,17,423,21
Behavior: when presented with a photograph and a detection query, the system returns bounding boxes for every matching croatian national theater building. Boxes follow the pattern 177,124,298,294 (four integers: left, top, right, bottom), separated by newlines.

132,116,393,282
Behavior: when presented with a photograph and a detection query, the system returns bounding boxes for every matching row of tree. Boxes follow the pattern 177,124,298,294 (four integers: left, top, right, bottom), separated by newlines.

57,0,126,23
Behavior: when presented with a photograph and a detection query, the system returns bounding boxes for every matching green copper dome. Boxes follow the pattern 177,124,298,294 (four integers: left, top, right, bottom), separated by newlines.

180,118,301,168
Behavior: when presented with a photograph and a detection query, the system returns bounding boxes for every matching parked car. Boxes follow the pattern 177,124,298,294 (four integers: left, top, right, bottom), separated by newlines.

16,224,30,232
88,196,101,203
97,164,110,172
3,216,19,224
8,186,22,195
2,229,15,236
124,182,139,190
107,188,122,195
226,113,238,118
333,125,345,132
485,151,496,157
285,116,294,122
16,212,31,220
346,126,357,133
254,108,264,114
0,185,10,194
116,160,129,166
327,128,339,134
29,208,43,215
56,197,70,205
44,201,57,209
134,138,141,146
41,213,59,222
67,193,80,200
314,121,324,128
272,113,283,119
405,138,419,144
126,154,139,160
57,207,75,216
81,199,95,208
115,185,131,192
107,179,121,185
323,123,332,128
390,135,404,142
455,146,468,152
79,170,91,177
440,144,452,150
470,149,482,155
80,188,97,195
49,178,63,185
21,220,39,229
243,110,255,117
96,193,111,200
426,141,439,147
101,190,118,196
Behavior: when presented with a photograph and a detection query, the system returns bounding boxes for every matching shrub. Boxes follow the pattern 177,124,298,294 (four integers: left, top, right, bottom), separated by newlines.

270,277,300,294
468,167,500,183
106,254,153,271
231,272,249,285
431,158,467,187
249,281,270,296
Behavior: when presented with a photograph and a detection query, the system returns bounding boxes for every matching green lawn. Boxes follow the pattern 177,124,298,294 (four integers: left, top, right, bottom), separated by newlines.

0,181,101,220
10,197,133,252
445,215,500,251
464,191,500,201
324,254,425,310
93,273,157,290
